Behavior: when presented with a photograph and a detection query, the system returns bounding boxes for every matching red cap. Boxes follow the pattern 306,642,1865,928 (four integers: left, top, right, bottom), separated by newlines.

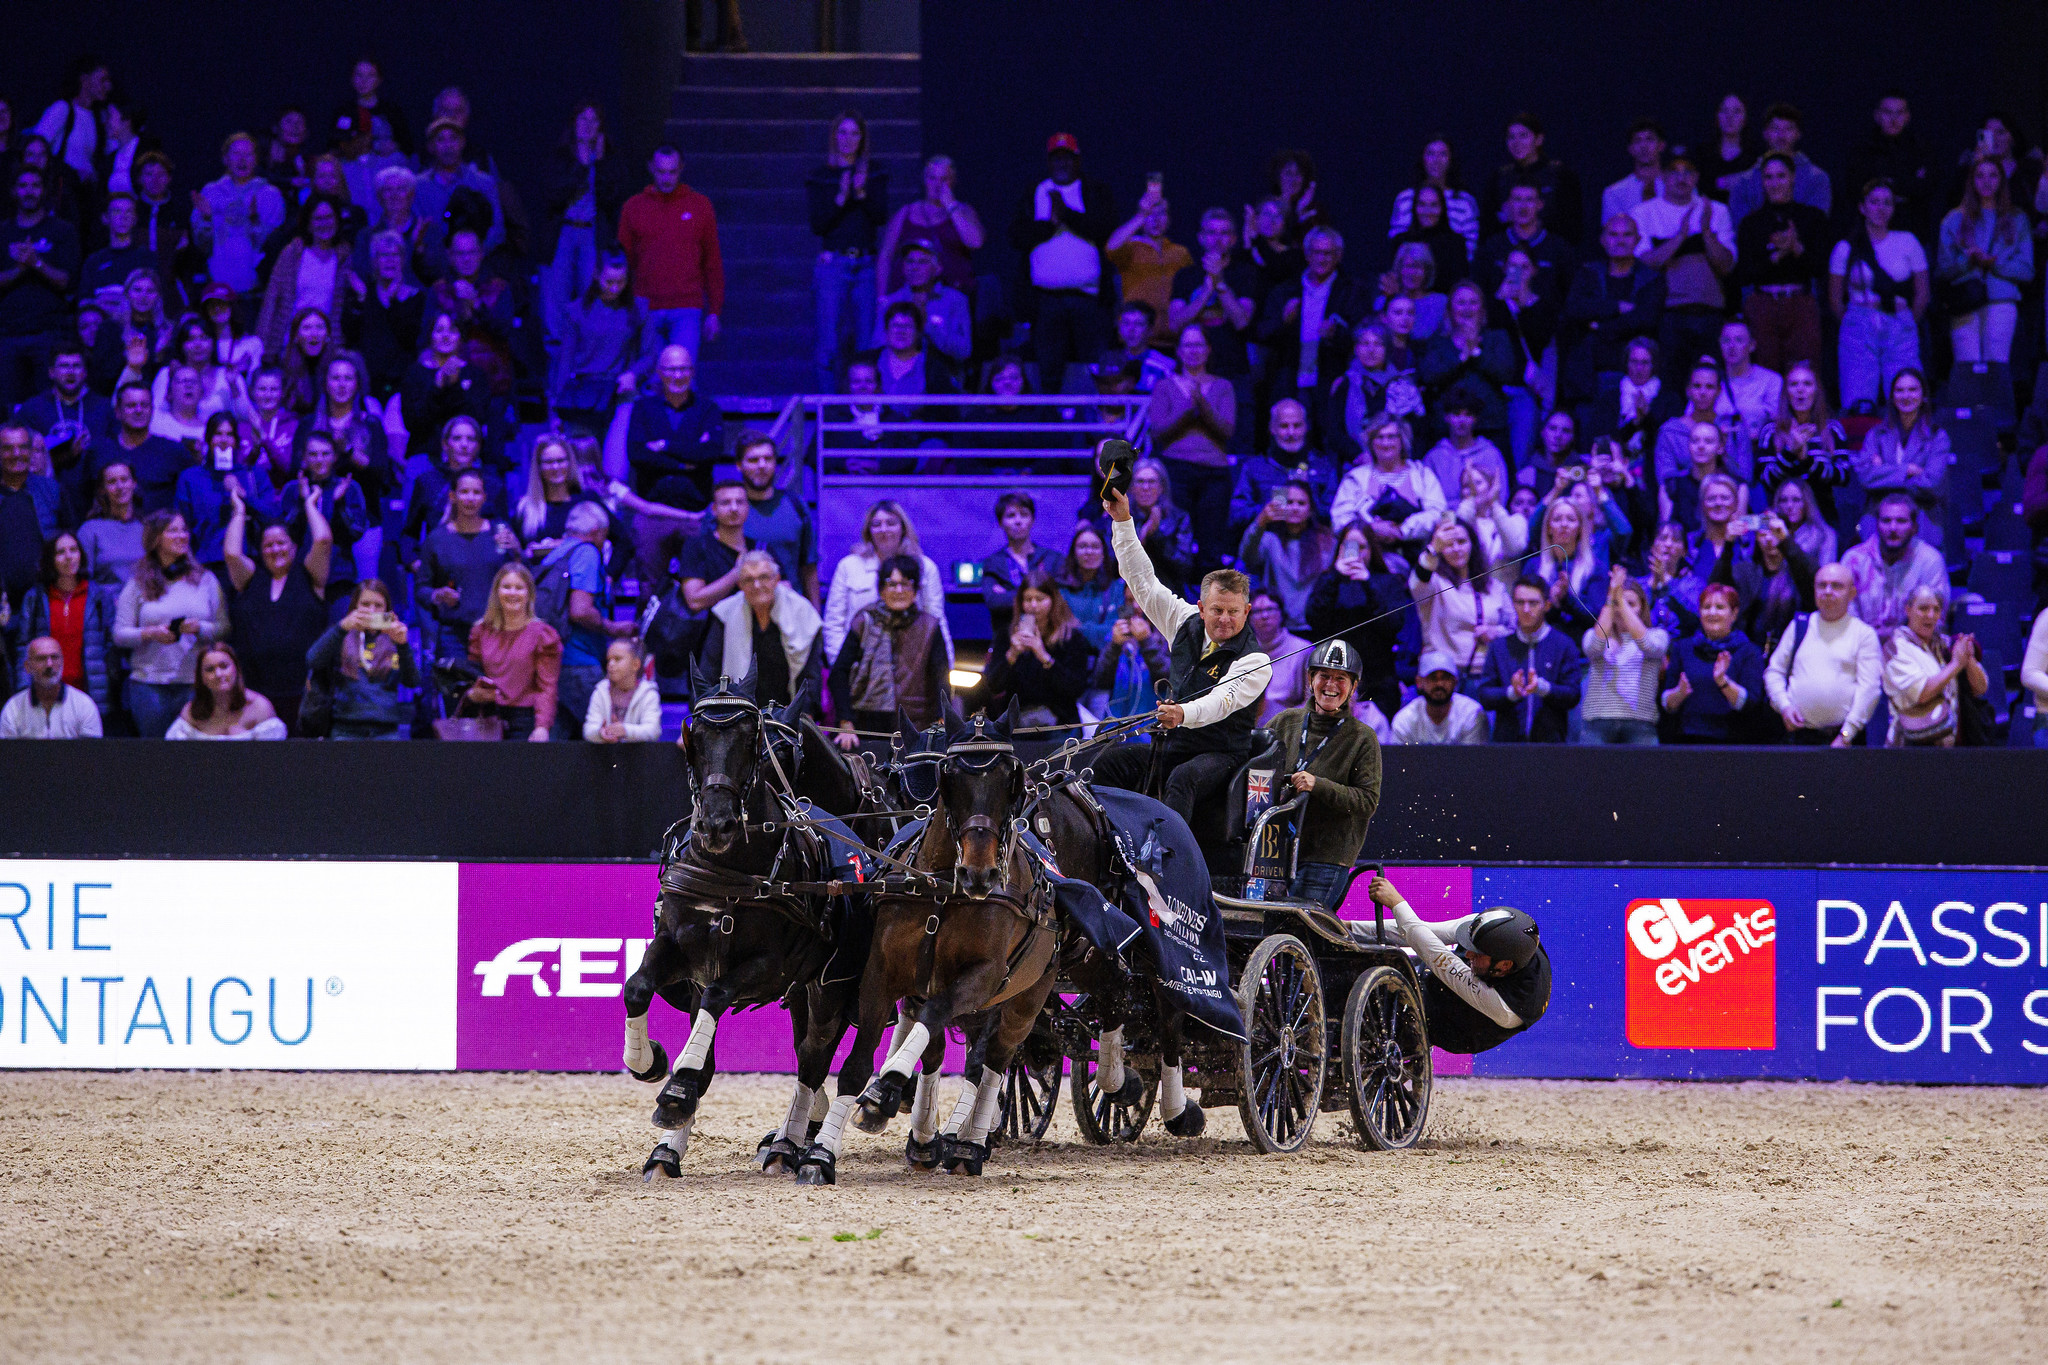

1046,132,1080,156
199,282,234,306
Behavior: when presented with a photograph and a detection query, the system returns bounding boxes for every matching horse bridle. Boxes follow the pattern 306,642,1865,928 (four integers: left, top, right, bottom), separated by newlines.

683,693,804,840
937,737,1028,897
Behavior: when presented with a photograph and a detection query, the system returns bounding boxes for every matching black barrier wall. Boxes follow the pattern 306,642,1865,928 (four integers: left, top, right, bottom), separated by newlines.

5,743,2045,865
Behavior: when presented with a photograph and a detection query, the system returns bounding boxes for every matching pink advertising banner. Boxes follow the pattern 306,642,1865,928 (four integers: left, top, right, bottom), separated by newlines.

457,862,1472,1079
456,864,966,1073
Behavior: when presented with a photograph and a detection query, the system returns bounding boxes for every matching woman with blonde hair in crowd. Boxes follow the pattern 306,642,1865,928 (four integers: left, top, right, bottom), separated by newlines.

1936,153,2033,365
514,430,614,557
1532,495,1605,638
1331,412,1446,566
822,498,949,664
466,561,561,742
1660,420,1749,534
1579,566,1667,745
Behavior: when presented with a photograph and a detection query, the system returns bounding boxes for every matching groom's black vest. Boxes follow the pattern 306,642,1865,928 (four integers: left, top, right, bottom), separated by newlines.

1162,615,1260,759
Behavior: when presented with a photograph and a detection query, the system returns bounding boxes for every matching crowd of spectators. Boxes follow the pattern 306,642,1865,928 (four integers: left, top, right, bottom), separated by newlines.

1,55,2044,750
787,92,2048,750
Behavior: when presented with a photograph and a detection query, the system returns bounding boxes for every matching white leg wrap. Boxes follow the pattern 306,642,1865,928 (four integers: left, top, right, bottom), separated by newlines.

809,1088,831,1123
1160,1065,1187,1121
677,1009,717,1072
779,1084,818,1142
655,1115,695,1160
910,1070,942,1142
942,1078,978,1137
886,1007,913,1057
880,1021,931,1081
623,1014,654,1074
1095,1027,1125,1094
816,1094,858,1155
959,1071,1006,1146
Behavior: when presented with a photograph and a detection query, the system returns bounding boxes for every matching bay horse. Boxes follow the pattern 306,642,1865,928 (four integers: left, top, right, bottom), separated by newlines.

794,712,1061,1182
868,716,1209,1170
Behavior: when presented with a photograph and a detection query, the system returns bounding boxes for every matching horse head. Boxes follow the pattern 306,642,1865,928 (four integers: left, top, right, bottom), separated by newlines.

936,705,1025,900
684,661,765,856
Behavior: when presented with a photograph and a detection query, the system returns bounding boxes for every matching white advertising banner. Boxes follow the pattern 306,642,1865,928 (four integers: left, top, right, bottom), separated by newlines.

0,861,457,1070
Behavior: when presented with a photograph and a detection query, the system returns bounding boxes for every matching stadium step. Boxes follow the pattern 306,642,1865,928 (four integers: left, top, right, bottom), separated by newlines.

668,117,922,157
667,53,922,403
671,86,920,123
679,52,921,89
682,150,924,191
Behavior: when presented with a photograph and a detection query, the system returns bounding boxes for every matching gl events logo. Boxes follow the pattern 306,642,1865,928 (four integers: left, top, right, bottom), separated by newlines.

1625,898,1777,1049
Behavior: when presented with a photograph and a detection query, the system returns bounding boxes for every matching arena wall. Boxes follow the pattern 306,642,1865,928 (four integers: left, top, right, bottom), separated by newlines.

3,855,2043,1084
3,746,2046,1082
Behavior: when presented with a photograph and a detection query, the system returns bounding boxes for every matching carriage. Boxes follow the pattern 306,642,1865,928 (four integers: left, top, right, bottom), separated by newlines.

991,751,1435,1156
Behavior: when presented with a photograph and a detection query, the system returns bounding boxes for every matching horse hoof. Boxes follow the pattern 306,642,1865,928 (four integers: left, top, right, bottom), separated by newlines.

905,1133,942,1171
628,1038,670,1084
853,1100,891,1135
641,1144,682,1182
1164,1104,1207,1139
651,1072,701,1129
1107,1072,1147,1107
757,1134,804,1176
939,1137,987,1176
794,1147,837,1187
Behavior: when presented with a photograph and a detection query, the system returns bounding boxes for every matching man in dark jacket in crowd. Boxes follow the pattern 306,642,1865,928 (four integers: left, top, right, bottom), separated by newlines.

1560,214,1665,415
1843,90,1936,244
1486,113,1584,244
1479,575,1587,742
1256,226,1370,414
1010,133,1117,394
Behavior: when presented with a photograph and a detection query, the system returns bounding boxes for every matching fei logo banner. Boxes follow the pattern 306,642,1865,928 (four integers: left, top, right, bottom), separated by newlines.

0,861,456,1069
1624,897,1776,1049
457,863,805,1071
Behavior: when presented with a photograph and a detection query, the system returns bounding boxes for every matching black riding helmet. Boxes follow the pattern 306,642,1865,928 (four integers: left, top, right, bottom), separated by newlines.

1455,906,1542,973
1307,638,1362,682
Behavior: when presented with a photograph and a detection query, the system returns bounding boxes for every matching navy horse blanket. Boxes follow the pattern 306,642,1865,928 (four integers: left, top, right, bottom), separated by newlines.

1087,787,1245,1041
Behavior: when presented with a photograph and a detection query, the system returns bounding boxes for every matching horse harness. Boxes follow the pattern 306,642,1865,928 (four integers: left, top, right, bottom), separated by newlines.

887,732,1059,1002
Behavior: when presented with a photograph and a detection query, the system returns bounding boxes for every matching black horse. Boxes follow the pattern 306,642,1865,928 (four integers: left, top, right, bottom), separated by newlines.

622,668,873,1180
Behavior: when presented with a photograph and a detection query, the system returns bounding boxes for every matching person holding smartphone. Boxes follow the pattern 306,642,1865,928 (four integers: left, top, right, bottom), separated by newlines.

174,411,279,576
308,579,420,740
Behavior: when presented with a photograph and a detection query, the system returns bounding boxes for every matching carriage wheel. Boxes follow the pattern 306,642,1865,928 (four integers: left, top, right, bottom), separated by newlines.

992,1050,1061,1146
1342,966,1432,1151
1070,1048,1157,1144
1235,935,1325,1154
